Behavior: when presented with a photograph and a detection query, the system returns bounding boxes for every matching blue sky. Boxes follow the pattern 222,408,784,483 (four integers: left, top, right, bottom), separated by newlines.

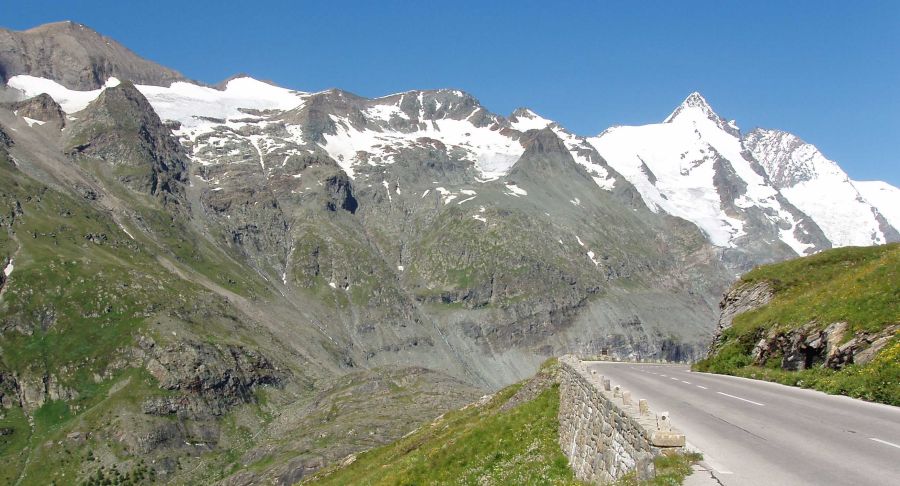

5,1,899,185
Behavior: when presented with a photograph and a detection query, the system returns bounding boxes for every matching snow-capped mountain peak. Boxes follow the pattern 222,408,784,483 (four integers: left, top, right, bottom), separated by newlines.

664,91,740,137
589,92,830,256
509,108,553,132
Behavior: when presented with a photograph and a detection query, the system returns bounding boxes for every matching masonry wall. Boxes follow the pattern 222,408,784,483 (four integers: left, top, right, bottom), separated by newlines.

557,355,685,484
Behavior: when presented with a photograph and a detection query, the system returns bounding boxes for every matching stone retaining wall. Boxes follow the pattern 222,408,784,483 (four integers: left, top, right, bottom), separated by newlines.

558,355,685,484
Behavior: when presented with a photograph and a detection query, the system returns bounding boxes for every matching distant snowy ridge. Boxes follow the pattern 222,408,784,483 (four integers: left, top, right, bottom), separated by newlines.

5,74,898,254
745,128,890,247
589,93,816,254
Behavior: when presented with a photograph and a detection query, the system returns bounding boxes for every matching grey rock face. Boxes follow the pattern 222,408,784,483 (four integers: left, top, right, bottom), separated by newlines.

137,337,286,417
750,322,899,371
0,21,185,89
64,81,188,205
0,370,78,414
708,281,774,356
744,129,815,188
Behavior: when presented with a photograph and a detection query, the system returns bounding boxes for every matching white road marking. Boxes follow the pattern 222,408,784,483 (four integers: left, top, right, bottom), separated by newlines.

870,438,900,449
717,391,765,406
660,374,667,377
697,385,708,390
682,381,691,384
670,377,679,381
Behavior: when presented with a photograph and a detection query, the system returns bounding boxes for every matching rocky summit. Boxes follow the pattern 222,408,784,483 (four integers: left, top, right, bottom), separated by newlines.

0,21,898,485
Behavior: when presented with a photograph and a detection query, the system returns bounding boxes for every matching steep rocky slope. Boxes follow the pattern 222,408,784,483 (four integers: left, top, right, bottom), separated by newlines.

0,21,184,89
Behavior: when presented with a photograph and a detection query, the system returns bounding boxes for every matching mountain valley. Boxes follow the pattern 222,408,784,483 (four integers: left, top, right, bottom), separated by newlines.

0,20,897,485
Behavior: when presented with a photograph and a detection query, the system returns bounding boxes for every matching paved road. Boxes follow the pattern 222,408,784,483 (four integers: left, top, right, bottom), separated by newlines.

586,362,900,486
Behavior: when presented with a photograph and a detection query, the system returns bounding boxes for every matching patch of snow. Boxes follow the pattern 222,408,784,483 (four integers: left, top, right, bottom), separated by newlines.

328,282,337,289
318,113,525,180
397,265,404,271
472,215,487,223
855,180,900,231
3,259,13,277
510,108,553,131
553,127,616,190
139,77,305,132
570,197,581,206
7,75,120,113
22,117,45,127
504,183,527,197
382,180,392,202
118,223,136,240
8,75,306,139
456,190,477,205
435,187,457,204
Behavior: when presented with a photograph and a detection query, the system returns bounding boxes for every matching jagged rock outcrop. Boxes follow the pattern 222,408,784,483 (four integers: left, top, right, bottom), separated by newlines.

135,337,287,417
0,369,78,413
64,81,188,204
707,281,774,355
750,322,899,371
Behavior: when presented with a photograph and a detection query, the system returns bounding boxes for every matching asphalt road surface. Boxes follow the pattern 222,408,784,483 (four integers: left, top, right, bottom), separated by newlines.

585,362,900,486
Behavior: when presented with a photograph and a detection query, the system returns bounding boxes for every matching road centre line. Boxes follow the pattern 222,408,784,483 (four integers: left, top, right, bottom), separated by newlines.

717,391,765,406
869,438,900,449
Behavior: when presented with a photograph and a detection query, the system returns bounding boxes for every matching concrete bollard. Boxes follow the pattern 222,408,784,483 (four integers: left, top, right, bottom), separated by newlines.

639,399,649,416
603,379,611,391
657,411,671,431
613,385,621,397
622,391,632,405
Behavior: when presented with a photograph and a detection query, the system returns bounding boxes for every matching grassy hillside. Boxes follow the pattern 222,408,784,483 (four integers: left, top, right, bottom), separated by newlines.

696,243,900,405
304,360,700,486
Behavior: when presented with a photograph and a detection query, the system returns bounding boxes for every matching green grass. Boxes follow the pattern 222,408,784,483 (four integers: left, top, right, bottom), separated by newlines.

305,380,583,486
306,359,702,486
736,243,898,335
0,406,31,484
696,244,900,405
614,452,703,486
